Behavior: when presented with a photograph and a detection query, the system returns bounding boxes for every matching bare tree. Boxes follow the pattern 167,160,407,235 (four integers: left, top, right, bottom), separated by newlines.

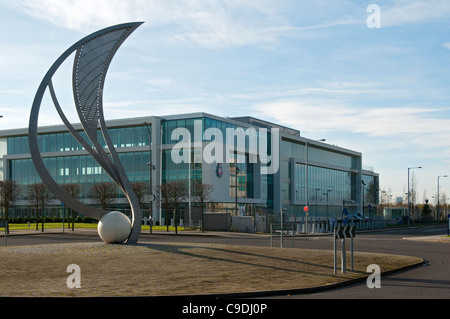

156,183,171,232
439,191,447,221
132,181,148,212
90,182,118,211
26,183,50,232
410,172,419,219
61,183,80,231
192,183,214,232
156,182,186,234
0,180,19,234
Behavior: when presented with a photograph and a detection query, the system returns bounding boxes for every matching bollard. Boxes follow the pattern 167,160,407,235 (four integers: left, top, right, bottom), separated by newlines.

270,224,273,247
0,221,7,247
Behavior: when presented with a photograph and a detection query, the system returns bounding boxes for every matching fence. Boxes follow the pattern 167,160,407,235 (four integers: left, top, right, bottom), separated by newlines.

274,217,387,235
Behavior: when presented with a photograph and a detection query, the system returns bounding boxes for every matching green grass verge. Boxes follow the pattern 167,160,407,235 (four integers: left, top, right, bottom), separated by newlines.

9,223,97,230
8,223,185,232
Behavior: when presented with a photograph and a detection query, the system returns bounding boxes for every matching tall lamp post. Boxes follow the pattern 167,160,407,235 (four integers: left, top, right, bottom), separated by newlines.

235,165,240,216
315,188,321,221
438,175,448,223
361,180,366,219
408,166,421,226
323,190,332,223
143,122,155,233
380,190,386,218
305,138,326,230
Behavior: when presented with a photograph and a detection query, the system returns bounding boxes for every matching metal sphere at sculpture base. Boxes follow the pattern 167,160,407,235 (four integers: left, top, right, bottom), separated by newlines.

98,211,132,244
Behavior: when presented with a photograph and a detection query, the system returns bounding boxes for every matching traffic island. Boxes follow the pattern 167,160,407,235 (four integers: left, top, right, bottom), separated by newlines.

0,242,423,297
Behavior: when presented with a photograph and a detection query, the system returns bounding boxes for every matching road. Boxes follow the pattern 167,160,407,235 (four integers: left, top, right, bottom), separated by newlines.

292,226,450,299
3,225,449,299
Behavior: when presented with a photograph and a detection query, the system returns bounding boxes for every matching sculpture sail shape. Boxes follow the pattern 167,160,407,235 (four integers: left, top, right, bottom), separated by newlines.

29,22,144,244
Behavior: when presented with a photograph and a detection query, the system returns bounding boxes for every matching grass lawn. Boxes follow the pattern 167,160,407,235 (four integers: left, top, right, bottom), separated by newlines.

7,223,184,232
0,241,423,297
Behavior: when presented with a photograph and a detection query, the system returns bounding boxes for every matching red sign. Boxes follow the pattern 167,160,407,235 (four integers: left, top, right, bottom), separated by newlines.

303,206,309,212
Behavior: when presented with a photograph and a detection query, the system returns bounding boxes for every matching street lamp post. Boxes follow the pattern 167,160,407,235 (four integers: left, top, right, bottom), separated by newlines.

438,175,448,223
305,138,325,232
361,180,366,220
323,190,332,221
281,208,287,248
235,165,240,216
315,188,321,222
380,190,386,218
143,122,155,234
407,166,421,226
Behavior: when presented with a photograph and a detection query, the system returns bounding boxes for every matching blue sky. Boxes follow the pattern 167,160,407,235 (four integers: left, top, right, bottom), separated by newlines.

1,0,450,204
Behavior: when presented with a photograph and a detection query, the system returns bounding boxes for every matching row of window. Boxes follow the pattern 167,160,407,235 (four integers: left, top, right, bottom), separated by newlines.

10,151,150,199
280,140,357,171
7,117,258,154
7,125,151,155
8,117,274,156
162,117,245,144
288,163,355,203
161,117,273,154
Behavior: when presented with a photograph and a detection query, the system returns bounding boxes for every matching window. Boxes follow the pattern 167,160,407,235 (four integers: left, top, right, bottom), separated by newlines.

294,163,356,203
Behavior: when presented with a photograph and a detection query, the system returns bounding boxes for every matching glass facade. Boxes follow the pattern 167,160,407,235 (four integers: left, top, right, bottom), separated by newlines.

362,173,379,206
162,149,201,186
278,135,375,219
10,151,150,200
162,116,268,202
6,124,151,208
293,163,355,203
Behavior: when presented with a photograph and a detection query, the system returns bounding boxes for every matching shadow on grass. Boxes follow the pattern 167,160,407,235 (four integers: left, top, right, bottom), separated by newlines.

135,242,364,279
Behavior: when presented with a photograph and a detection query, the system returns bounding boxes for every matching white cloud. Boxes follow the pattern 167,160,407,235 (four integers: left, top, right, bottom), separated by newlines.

254,99,450,143
103,97,205,120
6,0,291,49
381,0,450,27
7,0,147,30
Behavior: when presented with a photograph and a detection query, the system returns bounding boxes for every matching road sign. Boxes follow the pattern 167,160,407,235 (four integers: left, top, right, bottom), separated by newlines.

335,225,344,239
346,225,356,238
342,208,349,226
303,206,309,212
334,225,356,274
334,225,355,239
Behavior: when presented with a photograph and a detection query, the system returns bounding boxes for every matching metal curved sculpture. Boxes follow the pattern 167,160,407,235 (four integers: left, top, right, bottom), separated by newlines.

29,22,144,244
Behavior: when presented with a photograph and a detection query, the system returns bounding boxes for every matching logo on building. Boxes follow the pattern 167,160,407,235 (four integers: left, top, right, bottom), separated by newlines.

216,163,223,178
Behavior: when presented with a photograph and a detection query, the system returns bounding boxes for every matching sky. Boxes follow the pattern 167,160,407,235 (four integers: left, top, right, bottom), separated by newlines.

1,0,450,204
